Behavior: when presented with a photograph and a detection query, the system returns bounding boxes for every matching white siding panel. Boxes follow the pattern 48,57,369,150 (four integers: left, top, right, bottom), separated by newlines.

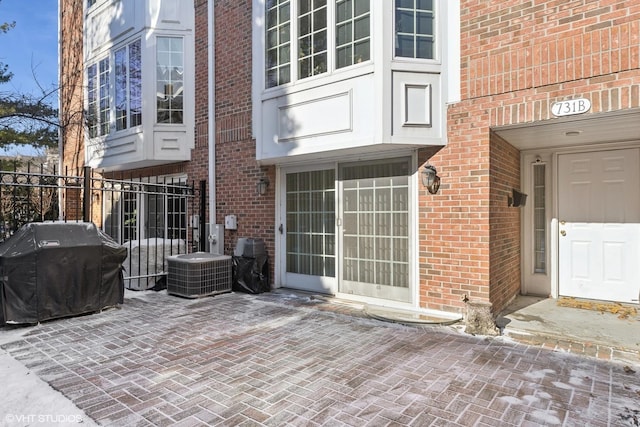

278,92,352,142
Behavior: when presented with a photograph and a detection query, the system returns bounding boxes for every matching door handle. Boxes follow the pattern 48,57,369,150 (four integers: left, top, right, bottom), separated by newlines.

560,230,566,236
278,224,283,234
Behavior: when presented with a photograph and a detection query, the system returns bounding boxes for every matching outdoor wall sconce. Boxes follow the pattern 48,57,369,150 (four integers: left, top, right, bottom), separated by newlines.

256,178,269,196
421,165,441,194
508,189,527,207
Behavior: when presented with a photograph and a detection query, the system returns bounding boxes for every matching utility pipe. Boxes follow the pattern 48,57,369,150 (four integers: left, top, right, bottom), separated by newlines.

207,0,217,252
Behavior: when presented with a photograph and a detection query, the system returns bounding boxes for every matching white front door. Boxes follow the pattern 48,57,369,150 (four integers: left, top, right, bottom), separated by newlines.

558,149,640,303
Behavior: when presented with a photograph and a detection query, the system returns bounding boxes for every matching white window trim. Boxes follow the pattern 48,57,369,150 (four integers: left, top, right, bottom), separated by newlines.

155,35,185,125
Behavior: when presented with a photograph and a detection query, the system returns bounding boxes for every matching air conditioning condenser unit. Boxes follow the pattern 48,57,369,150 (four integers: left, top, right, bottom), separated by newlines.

167,252,232,298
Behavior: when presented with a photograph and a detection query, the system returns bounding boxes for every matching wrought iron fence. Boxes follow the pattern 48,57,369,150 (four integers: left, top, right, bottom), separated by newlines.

0,161,205,289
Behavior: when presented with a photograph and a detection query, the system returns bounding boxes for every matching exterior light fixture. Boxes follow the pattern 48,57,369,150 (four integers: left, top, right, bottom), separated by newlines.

421,165,441,194
508,189,528,207
256,178,269,196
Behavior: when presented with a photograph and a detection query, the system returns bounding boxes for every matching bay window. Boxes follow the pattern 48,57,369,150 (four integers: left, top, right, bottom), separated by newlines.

86,39,142,139
265,0,371,88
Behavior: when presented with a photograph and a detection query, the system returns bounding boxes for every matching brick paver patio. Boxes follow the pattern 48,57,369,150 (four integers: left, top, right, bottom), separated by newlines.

1,291,639,426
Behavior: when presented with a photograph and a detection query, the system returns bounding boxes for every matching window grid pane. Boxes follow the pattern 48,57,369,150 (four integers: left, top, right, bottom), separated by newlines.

336,0,370,69
115,47,127,131
129,39,142,127
341,160,410,288
156,37,184,124
395,0,435,59
286,170,336,277
266,0,291,88
533,164,546,274
298,0,327,79
98,58,110,135
87,64,98,138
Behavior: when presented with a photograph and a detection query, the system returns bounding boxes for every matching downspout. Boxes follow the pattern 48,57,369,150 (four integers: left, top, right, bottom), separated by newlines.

207,0,218,252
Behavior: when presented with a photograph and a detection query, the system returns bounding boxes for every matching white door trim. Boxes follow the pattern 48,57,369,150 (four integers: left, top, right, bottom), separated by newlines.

521,152,553,296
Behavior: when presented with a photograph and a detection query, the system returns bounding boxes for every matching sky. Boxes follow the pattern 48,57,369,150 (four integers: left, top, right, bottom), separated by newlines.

0,0,58,95
0,0,58,155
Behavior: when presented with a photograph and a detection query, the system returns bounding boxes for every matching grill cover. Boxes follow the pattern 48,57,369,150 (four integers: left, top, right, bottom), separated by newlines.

0,222,127,325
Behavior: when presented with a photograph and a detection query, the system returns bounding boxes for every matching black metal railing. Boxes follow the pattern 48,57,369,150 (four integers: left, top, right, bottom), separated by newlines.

0,161,205,289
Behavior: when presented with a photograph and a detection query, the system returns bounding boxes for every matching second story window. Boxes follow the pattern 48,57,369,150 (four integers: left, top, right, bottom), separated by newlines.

395,0,435,59
266,0,291,88
156,37,184,124
87,59,110,138
336,0,370,69
114,40,142,131
298,0,327,79
86,39,142,139
98,58,110,136
266,0,371,89
87,64,98,138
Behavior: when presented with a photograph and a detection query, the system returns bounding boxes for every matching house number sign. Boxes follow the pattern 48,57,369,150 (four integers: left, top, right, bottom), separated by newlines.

551,98,591,117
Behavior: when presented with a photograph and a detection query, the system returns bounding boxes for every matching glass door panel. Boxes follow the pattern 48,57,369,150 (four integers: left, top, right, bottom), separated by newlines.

339,159,411,302
283,169,337,293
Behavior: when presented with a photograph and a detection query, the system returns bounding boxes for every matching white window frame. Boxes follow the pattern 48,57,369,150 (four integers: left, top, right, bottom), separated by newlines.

156,36,185,125
394,0,437,61
335,0,371,69
86,63,99,138
114,39,142,132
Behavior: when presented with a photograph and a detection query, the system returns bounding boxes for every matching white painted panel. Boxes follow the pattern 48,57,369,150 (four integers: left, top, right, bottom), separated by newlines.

602,241,623,281
259,74,377,162
570,240,590,279
278,92,352,142
154,131,190,159
404,85,431,126
392,72,442,140
149,0,192,28
604,181,625,222
87,1,136,53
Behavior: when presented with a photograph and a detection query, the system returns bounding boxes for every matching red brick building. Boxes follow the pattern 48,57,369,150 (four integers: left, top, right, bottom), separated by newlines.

59,1,640,319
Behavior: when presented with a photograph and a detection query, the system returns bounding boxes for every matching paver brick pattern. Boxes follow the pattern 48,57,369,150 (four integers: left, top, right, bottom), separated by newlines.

2,291,640,426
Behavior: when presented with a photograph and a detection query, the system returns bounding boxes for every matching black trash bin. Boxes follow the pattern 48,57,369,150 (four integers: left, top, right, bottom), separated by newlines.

0,222,127,325
232,238,269,294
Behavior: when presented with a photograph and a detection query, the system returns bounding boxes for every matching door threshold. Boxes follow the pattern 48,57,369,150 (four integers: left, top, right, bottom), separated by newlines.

365,305,463,326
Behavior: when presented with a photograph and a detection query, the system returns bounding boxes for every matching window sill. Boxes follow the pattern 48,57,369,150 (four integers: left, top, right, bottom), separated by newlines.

261,62,375,102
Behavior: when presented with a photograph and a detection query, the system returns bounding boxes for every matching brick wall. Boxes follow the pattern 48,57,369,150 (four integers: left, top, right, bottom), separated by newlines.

420,0,640,315
191,1,276,262
59,0,86,219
